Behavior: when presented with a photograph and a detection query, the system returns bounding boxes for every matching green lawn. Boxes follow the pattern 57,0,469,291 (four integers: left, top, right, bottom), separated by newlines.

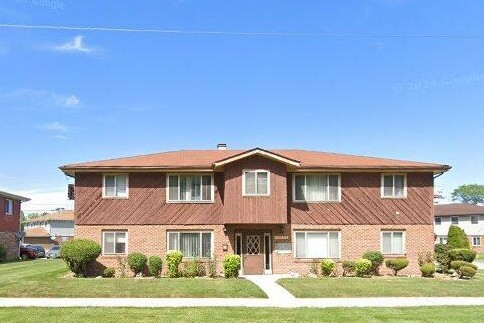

0,259,265,298
476,253,484,260
278,271,484,298
0,307,483,323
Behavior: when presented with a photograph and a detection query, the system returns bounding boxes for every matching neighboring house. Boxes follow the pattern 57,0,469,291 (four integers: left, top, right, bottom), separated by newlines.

0,191,30,259
434,203,484,253
60,146,450,275
23,211,74,249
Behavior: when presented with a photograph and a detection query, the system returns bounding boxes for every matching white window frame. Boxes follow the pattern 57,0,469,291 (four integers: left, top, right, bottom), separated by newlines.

435,217,442,225
102,174,129,198
4,199,13,215
102,231,128,255
451,216,459,225
472,236,481,246
292,173,342,203
437,235,447,244
293,230,341,259
166,231,214,258
166,173,215,203
380,231,406,255
381,174,407,199
242,169,270,196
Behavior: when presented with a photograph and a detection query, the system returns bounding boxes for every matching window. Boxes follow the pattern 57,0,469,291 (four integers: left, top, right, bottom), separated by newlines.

102,231,127,255
451,216,459,225
167,174,213,202
103,174,128,198
4,199,13,215
293,174,340,202
167,231,213,258
294,231,340,259
471,215,479,224
435,217,442,225
437,236,447,244
472,236,481,246
381,231,405,254
243,170,269,196
381,174,406,198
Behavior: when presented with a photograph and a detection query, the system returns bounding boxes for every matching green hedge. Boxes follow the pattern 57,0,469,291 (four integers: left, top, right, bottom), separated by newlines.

420,263,435,278
362,251,384,275
320,259,336,276
342,260,356,276
447,225,470,249
459,265,477,279
61,239,102,277
166,251,183,278
223,254,241,278
0,245,6,262
148,256,163,277
448,248,476,263
355,258,372,277
127,252,148,275
450,260,477,271
102,267,116,278
434,243,451,272
385,258,409,276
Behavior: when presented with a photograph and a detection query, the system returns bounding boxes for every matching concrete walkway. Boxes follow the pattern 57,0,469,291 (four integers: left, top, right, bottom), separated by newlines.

243,274,295,301
475,260,484,270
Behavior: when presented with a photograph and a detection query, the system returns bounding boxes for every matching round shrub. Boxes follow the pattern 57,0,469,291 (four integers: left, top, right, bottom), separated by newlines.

61,239,102,277
447,225,470,249
362,251,384,275
459,265,477,279
450,260,477,271
385,258,409,276
420,263,435,278
102,267,116,278
223,254,241,278
0,244,6,262
166,251,183,278
342,260,356,276
448,248,476,263
183,259,204,278
434,243,451,272
127,252,148,275
320,259,336,277
148,256,163,277
355,258,372,277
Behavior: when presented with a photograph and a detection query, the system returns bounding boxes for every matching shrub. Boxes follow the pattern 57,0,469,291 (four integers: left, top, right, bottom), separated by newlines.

355,258,372,277
448,248,476,263
435,243,451,272
166,251,183,278
459,265,477,279
148,256,163,277
127,252,148,275
420,263,435,278
385,258,409,276
208,256,217,278
102,267,116,278
450,260,477,271
309,262,319,276
320,259,336,277
447,225,470,249
362,251,384,275
417,251,434,267
116,256,127,278
342,260,356,277
61,239,101,277
223,254,241,278
0,245,6,262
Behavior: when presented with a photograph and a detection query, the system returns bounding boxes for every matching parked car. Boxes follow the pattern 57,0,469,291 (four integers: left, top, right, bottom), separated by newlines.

46,245,61,259
28,245,45,258
20,245,37,260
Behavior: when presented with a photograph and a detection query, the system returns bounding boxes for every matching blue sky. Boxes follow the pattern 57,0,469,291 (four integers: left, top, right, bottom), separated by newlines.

1,0,483,212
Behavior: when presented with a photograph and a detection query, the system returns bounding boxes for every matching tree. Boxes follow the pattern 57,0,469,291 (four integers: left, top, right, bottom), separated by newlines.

451,184,484,204
447,225,470,249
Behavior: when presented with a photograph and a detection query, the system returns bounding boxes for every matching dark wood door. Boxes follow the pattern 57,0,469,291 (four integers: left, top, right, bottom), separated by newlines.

242,232,264,275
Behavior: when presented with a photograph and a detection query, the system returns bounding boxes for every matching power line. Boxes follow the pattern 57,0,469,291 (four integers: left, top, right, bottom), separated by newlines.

0,23,483,39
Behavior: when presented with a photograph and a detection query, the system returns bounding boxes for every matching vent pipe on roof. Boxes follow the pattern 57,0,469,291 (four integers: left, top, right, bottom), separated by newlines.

217,143,228,150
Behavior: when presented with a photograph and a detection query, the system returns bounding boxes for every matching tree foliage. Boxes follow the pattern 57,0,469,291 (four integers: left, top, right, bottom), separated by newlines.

451,184,484,204
447,225,470,249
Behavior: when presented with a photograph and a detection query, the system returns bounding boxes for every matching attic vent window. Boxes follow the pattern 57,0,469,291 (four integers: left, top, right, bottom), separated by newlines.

217,143,228,150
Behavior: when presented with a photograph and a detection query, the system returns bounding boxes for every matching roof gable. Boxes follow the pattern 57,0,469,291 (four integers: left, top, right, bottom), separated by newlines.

213,148,301,168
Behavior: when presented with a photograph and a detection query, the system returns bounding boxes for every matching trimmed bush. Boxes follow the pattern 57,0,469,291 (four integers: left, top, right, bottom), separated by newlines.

448,248,476,263
385,258,409,276
127,252,148,275
355,258,372,277
459,265,477,279
208,256,217,278
61,239,102,277
182,259,205,278
223,254,241,278
320,259,336,277
447,225,470,249
450,260,477,271
166,251,183,278
362,251,384,275
102,267,115,278
435,243,451,273
0,245,6,262
342,260,356,277
148,256,163,277
420,263,435,278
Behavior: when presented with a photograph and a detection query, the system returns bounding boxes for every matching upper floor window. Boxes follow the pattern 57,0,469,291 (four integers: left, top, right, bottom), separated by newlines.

471,215,479,224
103,174,128,198
435,217,442,225
381,174,406,198
243,170,269,196
167,174,213,202
293,174,340,202
381,231,405,255
451,216,459,225
4,199,13,215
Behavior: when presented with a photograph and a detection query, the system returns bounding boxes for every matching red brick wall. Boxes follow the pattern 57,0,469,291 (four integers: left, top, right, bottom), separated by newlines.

0,232,19,259
0,197,20,233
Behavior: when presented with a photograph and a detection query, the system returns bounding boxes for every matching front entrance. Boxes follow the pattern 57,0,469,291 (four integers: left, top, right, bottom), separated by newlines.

235,231,272,275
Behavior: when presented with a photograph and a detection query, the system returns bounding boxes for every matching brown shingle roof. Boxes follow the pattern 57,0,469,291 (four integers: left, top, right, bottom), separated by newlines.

0,191,30,202
23,211,74,224
60,148,450,175
435,203,484,217
24,227,50,237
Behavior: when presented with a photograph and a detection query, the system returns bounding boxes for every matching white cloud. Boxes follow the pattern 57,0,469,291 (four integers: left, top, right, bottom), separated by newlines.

38,122,69,132
9,188,74,215
52,35,96,54
0,89,81,108
53,134,69,140
54,94,81,108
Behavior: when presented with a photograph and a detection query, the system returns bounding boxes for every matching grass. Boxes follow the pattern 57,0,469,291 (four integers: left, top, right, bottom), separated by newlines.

278,271,484,298
0,307,483,322
476,253,484,260
0,259,265,298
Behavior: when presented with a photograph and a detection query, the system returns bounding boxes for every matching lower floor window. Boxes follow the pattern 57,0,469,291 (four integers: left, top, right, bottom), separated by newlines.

472,236,481,246
437,236,447,244
381,231,405,254
103,231,127,254
167,231,212,258
294,231,340,259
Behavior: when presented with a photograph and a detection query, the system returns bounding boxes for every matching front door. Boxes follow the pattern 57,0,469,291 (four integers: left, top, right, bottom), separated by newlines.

242,232,265,275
